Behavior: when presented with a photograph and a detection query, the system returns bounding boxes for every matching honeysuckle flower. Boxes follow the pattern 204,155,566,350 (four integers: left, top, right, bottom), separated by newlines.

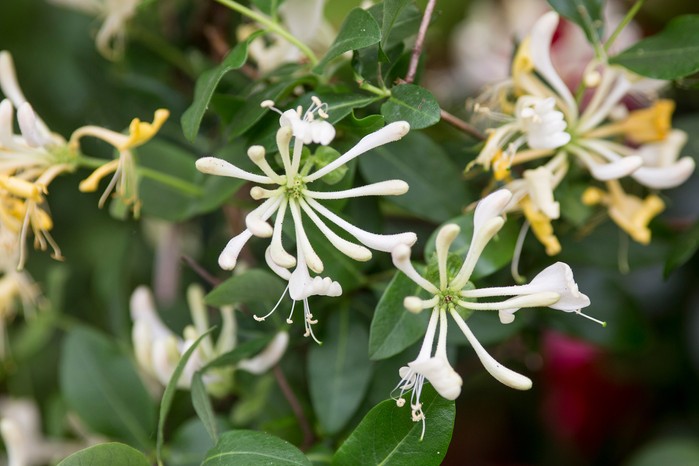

196,98,416,338
470,12,694,253
70,108,169,217
0,398,88,466
391,190,596,436
130,285,289,397
47,0,143,60
238,0,334,73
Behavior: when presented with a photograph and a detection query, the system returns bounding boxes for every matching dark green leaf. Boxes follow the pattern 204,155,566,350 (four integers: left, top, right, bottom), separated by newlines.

381,84,440,129
57,443,151,466
547,0,604,45
382,0,411,49
181,33,261,142
205,269,287,307
191,372,218,443
313,8,381,73
201,430,311,465
202,336,274,371
59,327,155,449
610,15,699,79
333,385,455,466
338,112,386,135
359,132,468,223
369,271,430,360
157,329,214,465
308,309,373,434
424,213,519,280
665,220,699,277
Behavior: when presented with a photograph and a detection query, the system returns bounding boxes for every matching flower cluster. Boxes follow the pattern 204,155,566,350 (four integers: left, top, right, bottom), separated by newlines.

196,98,416,340
391,190,595,437
130,285,289,397
470,12,694,255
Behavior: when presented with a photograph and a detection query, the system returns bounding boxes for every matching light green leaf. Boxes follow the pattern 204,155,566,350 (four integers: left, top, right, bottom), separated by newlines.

381,84,440,129
359,132,469,223
191,372,218,443
313,8,381,73
333,385,454,466
201,430,312,465
610,15,699,79
308,309,373,434
313,146,347,185
369,271,430,360
181,32,261,142
547,0,604,45
59,327,155,450
627,438,699,466
205,269,287,307
423,213,519,280
156,329,214,466
57,443,151,466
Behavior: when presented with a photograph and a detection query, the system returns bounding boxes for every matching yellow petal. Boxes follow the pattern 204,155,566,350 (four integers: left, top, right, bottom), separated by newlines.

119,108,170,150
0,175,41,201
521,197,561,255
622,100,675,144
512,37,534,82
79,159,120,192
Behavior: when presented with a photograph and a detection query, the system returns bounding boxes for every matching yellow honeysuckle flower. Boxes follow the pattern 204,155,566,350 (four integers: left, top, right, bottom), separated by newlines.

521,197,561,256
582,181,665,244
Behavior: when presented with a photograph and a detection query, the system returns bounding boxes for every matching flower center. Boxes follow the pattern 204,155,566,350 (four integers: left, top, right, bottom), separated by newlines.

284,175,306,200
438,289,458,311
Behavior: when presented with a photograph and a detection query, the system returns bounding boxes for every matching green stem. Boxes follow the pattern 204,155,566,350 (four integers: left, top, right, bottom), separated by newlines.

359,80,391,98
604,0,645,53
77,156,203,197
215,0,319,66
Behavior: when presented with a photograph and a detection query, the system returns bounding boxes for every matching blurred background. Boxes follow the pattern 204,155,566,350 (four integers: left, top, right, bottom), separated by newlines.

1,1,699,465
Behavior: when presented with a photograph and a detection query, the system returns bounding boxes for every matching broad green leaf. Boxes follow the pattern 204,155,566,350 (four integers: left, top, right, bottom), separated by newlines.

665,220,699,277
57,443,151,466
424,213,519,280
313,8,381,73
547,0,604,45
359,132,468,223
314,146,347,185
368,1,421,50
59,327,155,449
201,430,311,465
205,269,286,307
168,418,229,466
627,438,699,466
381,84,440,129
610,15,699,79
333,385,455,466
191,372,218,443
202,335,274,371
156,330,214,465
308,309,373,434
181,33,261,142
339,112,385,135
381,0,411,49
369,271,430,360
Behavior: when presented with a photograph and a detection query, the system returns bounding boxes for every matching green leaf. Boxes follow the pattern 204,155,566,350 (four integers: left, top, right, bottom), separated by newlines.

250,0,286,16
191,372,218,443
381,84,440,130
333,385,455,466
369,271,430,360
610,15,699,79
627,438,699,466
292,92,382,124
313,8,381,73
181,33,261,142
381,0,411,49
57,443,151,466
339,112,386,135
59,327,155,449
201,430,312,465
205,269,287,307
156,329,215,466
314,146,347,185
547,0,604,45
168,418,227,466
202,335,274,371
665,219,699,277
424,213,519,280
359,132,469,223
308,309,373,434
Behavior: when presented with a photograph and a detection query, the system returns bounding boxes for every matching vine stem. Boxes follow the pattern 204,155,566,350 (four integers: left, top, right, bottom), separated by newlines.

405,0,438,84
214,0,319,66
604,0,646,53
273,364,315,451
440,109,486,140
181,255,222,286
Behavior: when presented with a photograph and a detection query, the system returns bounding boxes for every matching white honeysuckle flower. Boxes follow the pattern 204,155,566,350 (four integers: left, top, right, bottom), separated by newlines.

130,285,288,396
46,0,143,60
390,190,597,432
471,12,694,252
0,398,88,466
196,98,415,340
